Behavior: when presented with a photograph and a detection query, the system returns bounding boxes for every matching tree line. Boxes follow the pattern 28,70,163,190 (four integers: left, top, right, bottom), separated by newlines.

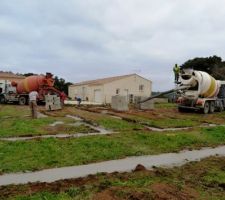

180,55,225,80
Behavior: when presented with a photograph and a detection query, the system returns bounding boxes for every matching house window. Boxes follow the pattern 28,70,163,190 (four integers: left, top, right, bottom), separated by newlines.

116,88,120,94
139,84,144,91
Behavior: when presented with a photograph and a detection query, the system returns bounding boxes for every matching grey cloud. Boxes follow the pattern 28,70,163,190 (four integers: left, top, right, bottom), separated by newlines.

1,0,225,91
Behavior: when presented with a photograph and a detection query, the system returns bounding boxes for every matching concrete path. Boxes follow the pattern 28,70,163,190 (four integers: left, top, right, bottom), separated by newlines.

0,145,224,186
145,123,223,132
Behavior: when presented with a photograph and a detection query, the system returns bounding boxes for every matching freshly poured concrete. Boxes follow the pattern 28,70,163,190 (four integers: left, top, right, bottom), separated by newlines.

146,123,223,132
0,146,224,186
0,125,113,141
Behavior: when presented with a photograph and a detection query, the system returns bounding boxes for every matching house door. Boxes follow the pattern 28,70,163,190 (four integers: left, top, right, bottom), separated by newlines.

94,89,102,103
124,89,129,101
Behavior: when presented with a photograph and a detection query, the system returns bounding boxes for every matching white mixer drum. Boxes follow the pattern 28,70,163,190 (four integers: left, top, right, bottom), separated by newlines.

180,70,220,98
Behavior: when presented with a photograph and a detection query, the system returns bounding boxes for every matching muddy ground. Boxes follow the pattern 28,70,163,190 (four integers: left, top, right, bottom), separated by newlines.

1,156,225,200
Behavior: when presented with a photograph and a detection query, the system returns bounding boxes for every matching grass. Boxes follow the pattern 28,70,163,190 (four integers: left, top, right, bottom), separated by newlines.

154,102,177,108
0,105,98,137
134,116,199,128
1,104,224,137
98,118,143,131
0,126,225,173
0,105,30,118
0,117,56,137
3,157,225,200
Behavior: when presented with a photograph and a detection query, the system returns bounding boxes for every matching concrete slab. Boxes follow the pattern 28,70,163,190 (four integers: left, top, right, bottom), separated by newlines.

111,95,129,111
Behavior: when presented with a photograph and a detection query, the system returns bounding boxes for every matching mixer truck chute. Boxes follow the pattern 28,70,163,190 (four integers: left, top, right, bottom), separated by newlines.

0,73,67,105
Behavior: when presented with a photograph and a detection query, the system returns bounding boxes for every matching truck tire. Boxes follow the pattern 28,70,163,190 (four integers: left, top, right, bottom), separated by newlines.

0,96,6,104
203,101,209,114
19,96,27,105
209,101,215,113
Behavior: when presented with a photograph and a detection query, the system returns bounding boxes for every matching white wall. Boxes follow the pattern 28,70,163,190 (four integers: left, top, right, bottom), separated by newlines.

69,84,104,102
68,74,151,104
103,74,151,103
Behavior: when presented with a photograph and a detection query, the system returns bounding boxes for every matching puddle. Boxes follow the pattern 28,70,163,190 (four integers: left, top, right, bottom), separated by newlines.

0,145,224,186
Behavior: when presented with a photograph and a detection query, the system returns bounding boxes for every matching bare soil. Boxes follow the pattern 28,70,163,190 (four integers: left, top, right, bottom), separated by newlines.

1,156,225,200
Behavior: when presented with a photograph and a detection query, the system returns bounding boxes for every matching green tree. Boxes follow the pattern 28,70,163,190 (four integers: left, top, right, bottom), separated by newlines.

181,55,225,80
54,76,72,95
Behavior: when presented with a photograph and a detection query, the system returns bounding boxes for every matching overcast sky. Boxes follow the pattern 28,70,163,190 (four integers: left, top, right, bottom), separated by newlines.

1,0,225,91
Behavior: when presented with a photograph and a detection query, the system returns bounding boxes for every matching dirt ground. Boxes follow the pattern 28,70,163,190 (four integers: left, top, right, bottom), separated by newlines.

1,156,225,200
46,104,225,126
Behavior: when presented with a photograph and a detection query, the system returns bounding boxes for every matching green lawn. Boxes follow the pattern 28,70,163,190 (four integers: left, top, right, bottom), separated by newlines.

0,126,225,174
0,105,99,137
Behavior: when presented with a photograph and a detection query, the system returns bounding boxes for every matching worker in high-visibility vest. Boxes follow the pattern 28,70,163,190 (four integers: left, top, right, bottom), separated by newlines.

173,64,180,83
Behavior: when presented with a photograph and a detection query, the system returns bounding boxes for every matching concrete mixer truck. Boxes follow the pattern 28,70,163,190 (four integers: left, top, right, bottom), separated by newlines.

176,68,225,113
0,73,67,105
138,68,225,114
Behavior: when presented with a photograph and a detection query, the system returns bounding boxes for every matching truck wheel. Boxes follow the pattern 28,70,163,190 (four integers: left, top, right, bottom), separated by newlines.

19,96,27,105
203,101,209,114
0,96,6,104
209,101,215,113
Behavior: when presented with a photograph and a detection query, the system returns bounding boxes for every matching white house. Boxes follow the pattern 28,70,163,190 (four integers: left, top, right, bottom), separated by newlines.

68,74,152,104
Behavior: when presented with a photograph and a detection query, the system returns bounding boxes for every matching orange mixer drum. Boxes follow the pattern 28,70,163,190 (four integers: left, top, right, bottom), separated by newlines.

16,75,54,93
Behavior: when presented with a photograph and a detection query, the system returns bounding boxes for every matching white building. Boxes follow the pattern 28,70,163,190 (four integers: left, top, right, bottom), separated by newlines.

68,74,152,104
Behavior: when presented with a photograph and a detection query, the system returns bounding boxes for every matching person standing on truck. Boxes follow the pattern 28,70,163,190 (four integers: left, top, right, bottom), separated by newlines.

173,64,180,83
29,91,39,119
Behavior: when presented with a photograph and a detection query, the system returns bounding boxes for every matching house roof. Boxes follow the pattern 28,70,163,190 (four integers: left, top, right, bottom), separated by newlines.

72,74,136,86
0,71,25,79
72,73,151,87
